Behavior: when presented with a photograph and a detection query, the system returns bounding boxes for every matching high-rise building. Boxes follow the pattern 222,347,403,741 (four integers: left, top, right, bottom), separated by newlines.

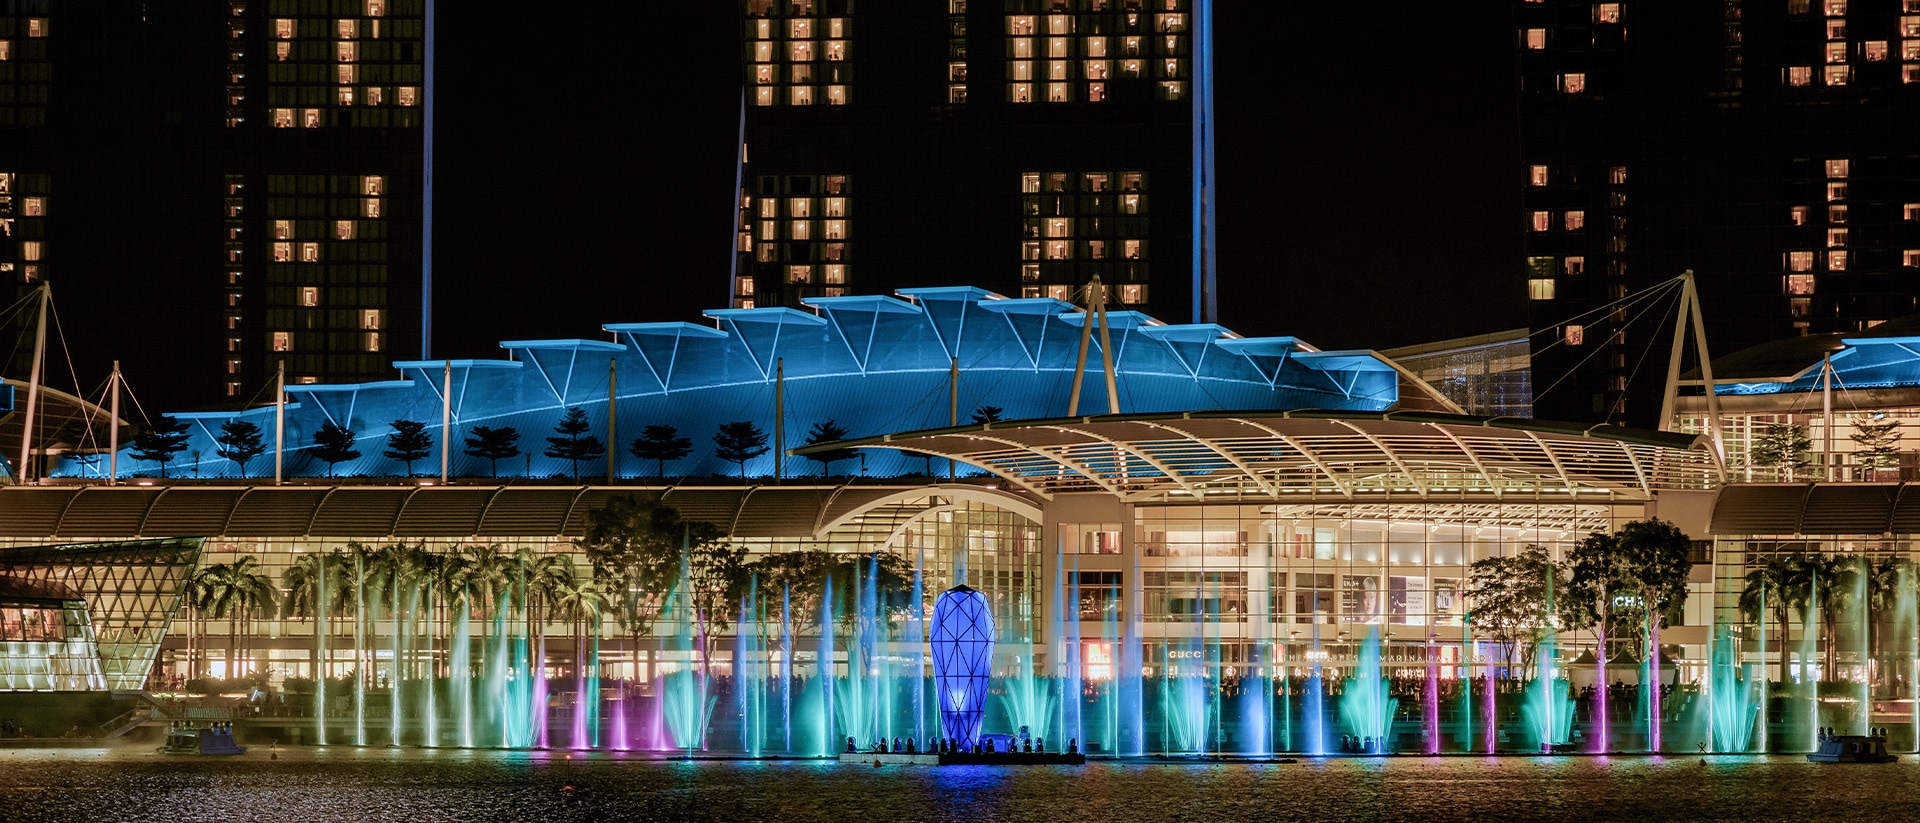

732,0,1218,323
0,2,423,409
1515,0,1920,426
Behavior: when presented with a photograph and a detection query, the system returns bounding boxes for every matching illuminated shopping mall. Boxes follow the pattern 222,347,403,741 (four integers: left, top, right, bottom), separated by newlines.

6,285,1920,757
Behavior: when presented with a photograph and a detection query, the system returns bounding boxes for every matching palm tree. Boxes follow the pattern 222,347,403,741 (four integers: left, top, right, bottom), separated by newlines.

1800,554,1854,677
1740,556,1799,685
552,571,613,743
182,563,226,681
1847,555,1911,692
283,551,343,684
204,556,278,680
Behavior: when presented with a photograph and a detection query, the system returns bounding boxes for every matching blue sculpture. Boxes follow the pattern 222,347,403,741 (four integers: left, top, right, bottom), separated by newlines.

930,584,995,746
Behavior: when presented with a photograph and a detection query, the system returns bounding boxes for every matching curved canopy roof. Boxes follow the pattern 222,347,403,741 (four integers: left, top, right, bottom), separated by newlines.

0,483,1040,543
60,285,1455,481
796,410,1721,501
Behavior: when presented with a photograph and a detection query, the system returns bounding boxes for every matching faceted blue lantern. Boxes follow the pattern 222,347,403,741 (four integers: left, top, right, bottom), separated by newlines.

930,584,994,745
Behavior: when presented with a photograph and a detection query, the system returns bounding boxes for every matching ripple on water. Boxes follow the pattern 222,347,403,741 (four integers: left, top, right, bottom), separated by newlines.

0,749,1918,823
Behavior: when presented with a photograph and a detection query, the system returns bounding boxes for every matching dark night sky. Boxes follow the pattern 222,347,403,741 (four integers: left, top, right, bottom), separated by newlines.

431,6,1524,361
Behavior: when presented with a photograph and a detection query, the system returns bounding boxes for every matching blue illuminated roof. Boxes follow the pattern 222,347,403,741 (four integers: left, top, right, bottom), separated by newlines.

71,287,1433,480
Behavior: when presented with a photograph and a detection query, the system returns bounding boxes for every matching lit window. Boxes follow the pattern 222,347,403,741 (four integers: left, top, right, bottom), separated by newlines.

790,86,814,105
273,242,292,262
823,264,846,284
1047,240,1071,259
1829,204,1848,223
1564,256,1586,275
1791,205,1808,225
736,276,755,297
338,19,359,39
823,197,847,217
272,108,295,128
398,87,418,106
1791,298,1812,318
1827,0,1848,15
361,309,383,330
276,42,291,61
336,220,356,240
365,332,382,352
1565,211,1586,230
1827,158,1850,178
337,42,357,62
1564,325,1585,345
338,87,355,106
362,175,384,196
1825,65,1851,85
1525,29,1546,50
364,198,382,218
1827,20,1846,40
0,41,9,61
1560,73,1586,93
786,265,811,284
1827,228,1849,247
1906,65,1920,84
1595,4,1621,23
1120,284,1146,304
1123,239,1142,259
299,287,320,307
274,220,294,240
1865,41,1888,61
1905,203,1920,221
1826,43,1847,64
302,108,322,128
1010,15,1035,35
1021,287,1041,299
1787,66,1812,86
1021,264,1041,282
1609,165,1628,184
274,18,295,39
1827,181,1848,201
1907,39,1920,59
1022,241,1042,260
1530,211,1552,231
26,18,46,37
790,220,812,240
1786,274,1816,295
1528,279,1556,300
367,0,387,16
1830,250,1848,270
1907,250,1920,268
827,85,848,105
23,197,43,216
20,241,40,261
1046,218,1072,238
1045,285,1072,301
300,243,320,262
272,332,294,352
1121,194,1142,214
949,85,969,104
1788,251,1815,271
1529,165,1549,186
824,219,848,239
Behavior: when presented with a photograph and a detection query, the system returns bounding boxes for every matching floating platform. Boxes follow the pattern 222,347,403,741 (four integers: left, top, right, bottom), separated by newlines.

837,751,1086,766
157,724,246,756
1808,735,1897,764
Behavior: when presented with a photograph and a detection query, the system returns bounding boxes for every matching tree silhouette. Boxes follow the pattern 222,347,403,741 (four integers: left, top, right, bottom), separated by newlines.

1751,422,1812,480
214,419,265,479
713,420,769,478
1850,413,1903,478
131,415,192,478
382,419,434,476
970,405,1005,425
463,425,521,478
310,421,361,477
629,424,692,477
544,407,606,481
802,418,856,476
